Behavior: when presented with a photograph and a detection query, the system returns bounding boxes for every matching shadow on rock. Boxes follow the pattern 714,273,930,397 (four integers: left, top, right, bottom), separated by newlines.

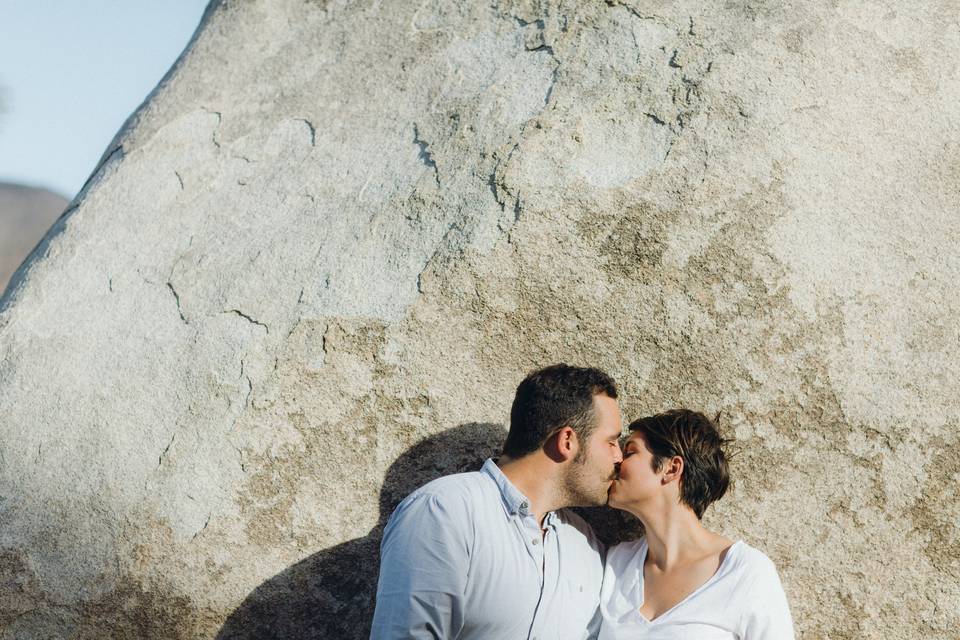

572,505,644,548
216,422,506,640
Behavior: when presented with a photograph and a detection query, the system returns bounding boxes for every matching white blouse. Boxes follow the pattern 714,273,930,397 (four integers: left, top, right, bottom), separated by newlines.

598,538,795,640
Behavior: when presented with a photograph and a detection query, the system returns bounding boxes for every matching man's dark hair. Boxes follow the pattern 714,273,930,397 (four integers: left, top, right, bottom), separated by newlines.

502,364,618,459
629,409,731,519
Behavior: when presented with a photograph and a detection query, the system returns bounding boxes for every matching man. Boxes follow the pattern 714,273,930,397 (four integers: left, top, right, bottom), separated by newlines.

370,364,624,639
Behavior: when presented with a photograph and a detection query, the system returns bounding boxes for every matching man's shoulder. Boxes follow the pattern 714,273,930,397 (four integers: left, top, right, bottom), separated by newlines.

398,469,493,511
413,468,488,493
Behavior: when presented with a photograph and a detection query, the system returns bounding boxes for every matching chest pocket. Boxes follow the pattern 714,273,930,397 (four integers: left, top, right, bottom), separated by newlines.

554,577,601,640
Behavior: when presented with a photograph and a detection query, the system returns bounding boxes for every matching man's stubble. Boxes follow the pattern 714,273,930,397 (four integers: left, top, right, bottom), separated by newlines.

559,446,616,508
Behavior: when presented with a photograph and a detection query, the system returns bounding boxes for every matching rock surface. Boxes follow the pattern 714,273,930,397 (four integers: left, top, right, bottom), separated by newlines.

1,0,958,637
0,182,68,293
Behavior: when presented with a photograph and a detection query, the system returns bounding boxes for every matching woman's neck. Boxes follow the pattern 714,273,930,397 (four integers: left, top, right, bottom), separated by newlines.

632,500,714,570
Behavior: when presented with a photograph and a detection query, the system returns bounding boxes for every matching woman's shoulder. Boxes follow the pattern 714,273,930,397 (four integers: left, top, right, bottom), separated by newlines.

730,541,777,567
725,541,784,586
728,542,795,636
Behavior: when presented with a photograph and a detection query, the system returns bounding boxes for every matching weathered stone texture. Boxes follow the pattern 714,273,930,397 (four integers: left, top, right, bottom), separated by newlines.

1,0,958,637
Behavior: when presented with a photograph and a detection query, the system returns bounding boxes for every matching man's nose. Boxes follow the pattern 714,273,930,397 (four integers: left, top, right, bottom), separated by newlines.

613,445,624,463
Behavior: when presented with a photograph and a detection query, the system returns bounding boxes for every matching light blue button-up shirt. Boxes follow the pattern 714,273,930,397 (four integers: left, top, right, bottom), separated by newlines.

371,459,605,639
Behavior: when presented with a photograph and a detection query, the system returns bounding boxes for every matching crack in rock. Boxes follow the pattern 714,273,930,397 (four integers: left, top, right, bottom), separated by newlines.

515,14,560,109
488,163,505,211
294,118,317,146
225,309,269,333
528,43,555,55
645,112,667,126
158,433,176,468
233,444,246,472
239,359,254,408
191,514,211,542
412,124,441,186
167,282,188,324
202,107,223,149
544,61,560,107
607,0,666,25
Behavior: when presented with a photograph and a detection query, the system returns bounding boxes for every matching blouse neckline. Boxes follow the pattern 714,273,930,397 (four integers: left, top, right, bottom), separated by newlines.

634,538,744,625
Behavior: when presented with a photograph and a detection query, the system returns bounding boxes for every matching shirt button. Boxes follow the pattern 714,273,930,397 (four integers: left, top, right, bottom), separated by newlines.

520,501,528,510
531,538,539,545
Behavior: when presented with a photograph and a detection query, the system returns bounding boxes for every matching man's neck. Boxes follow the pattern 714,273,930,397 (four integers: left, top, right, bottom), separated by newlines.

497,454,563,527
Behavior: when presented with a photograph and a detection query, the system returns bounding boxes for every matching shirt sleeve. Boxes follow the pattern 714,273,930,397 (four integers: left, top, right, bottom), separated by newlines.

738,557,796,640
370,493,471,639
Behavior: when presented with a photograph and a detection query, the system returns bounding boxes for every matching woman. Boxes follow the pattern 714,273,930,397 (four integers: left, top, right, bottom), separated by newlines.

599,409,794,639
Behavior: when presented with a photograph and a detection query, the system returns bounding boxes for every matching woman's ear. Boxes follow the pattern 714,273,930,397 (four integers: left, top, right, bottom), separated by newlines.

661,455,684,485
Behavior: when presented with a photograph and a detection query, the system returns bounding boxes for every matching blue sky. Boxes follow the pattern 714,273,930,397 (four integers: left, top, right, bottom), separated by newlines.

0,1,210,199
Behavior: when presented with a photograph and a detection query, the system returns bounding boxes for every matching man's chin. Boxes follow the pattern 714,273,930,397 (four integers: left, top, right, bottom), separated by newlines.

580,487,613,508
604,485,616,507
606,483,622,508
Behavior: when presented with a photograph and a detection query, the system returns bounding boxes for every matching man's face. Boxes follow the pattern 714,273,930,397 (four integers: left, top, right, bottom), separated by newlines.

563,394,624,507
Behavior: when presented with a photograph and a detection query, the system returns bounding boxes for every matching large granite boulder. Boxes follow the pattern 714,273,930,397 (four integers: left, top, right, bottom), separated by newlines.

0,183,67,293
1,0,957,637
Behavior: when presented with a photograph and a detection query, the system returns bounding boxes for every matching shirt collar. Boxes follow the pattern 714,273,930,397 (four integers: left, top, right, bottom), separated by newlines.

481,458,536,518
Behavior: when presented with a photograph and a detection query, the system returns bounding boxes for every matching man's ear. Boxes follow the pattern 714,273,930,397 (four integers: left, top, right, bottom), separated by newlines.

661,455,684,485
553,426,578,462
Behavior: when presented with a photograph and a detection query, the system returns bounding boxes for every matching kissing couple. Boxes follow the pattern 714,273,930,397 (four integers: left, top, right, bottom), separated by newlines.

370,364,794,639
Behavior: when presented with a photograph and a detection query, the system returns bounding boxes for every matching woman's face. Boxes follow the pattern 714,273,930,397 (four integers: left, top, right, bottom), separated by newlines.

607,432,663,510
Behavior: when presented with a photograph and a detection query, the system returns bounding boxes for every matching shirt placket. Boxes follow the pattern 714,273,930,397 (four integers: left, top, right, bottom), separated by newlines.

526,515,560,640
515,504,544,581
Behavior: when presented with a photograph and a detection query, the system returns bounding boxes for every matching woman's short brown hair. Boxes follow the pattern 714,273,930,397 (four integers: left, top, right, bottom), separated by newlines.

628,409,731,519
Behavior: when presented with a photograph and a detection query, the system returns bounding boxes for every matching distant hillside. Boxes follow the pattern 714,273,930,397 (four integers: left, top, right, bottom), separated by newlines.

0,182,68,293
